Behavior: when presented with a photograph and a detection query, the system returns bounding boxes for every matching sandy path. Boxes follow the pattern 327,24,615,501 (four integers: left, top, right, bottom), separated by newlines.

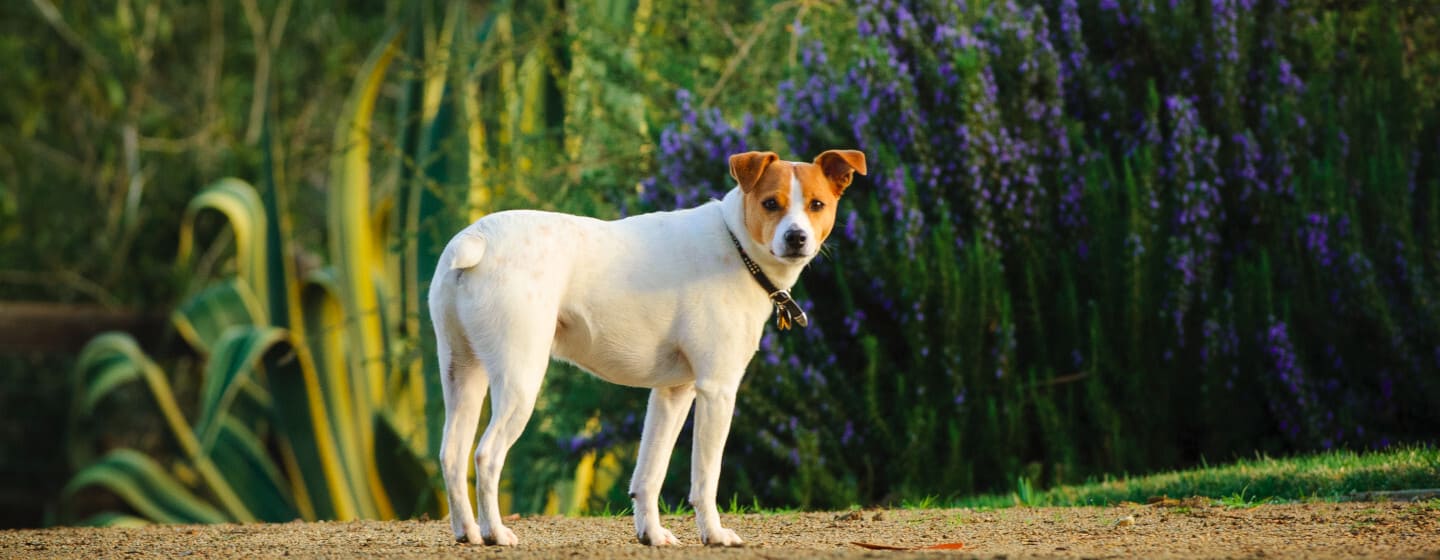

3,501,1438,559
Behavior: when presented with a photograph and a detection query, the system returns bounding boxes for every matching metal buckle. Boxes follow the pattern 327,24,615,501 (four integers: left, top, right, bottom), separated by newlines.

769,290,808,330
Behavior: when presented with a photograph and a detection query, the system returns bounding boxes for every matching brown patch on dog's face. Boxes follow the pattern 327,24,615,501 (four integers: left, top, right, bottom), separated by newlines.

814,149,867,194
789,163,842,244
730,149,867,260
739,158,795,252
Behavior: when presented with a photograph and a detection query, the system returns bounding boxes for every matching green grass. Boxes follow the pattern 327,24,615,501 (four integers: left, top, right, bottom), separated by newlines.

899,494,942,509
951,445,1440,508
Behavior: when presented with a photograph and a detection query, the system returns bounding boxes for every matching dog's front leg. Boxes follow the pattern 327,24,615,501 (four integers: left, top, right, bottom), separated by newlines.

628,383,695,546
689,379,744,547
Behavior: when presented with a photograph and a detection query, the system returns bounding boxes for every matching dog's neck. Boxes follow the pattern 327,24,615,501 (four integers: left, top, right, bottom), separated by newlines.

719,187,809,291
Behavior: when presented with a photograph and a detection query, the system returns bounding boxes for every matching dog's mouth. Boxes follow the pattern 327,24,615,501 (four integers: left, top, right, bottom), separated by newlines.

773,249,810,262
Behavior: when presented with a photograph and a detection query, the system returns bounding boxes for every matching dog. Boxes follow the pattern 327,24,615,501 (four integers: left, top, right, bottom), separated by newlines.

428,149,866,546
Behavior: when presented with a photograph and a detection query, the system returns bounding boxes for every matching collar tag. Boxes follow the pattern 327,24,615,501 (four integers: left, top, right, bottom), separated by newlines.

769,290,809,330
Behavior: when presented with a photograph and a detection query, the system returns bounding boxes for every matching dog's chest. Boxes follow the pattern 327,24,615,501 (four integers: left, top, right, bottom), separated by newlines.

547,247,772,386
550,313,694,387
547,273,770,387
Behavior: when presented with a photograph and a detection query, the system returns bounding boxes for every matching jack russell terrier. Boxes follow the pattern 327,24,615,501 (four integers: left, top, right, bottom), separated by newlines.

428,149,866,546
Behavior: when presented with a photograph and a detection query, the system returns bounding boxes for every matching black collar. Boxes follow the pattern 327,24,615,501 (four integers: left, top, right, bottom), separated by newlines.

727,230,809,330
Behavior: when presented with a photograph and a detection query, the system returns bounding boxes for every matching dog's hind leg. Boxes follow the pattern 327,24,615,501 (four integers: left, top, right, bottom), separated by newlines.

468,313,553,546
628,383,695,545
437,332,487,544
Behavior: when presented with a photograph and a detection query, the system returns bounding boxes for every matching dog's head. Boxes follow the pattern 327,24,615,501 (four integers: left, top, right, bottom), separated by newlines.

729,149,867,263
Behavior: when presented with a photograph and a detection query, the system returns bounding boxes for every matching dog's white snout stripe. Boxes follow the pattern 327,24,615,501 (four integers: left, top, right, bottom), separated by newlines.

772,172,813,257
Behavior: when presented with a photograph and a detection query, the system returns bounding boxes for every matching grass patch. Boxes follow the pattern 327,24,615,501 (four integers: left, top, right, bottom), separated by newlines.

951,444,1440,508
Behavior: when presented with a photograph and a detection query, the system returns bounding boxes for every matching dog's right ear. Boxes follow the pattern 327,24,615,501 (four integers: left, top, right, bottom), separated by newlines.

729,151,780,193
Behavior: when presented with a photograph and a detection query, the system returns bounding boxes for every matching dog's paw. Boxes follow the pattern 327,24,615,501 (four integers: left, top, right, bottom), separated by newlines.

482,525,518,546
700,526,744,547
638,526,679,546
455,522,485,545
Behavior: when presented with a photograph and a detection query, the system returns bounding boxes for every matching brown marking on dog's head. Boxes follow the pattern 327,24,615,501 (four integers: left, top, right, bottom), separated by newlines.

813,149,867,195
731,149,867,261
729,151,780,194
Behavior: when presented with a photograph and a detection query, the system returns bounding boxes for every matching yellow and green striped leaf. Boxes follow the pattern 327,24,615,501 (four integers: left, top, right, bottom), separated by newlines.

194,325,286,452
327,24,405,521
63,449,227,525
172,279,265,356
177,178,272,323
211,416,297,522
266,331,360,521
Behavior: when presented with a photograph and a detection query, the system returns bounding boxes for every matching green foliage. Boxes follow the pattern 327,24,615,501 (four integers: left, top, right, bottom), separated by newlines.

0,0,391,306
67,320,290,524
62,6,444,524
639,0,1440,510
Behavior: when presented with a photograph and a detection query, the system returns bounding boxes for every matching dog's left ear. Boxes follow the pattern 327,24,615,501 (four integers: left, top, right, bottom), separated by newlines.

813,149,867,195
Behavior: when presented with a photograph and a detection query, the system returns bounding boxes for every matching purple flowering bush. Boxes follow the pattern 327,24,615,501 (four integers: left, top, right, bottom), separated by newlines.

583,0,1440,508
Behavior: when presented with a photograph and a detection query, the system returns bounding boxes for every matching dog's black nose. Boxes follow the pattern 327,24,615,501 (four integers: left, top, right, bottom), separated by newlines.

784,229,807,250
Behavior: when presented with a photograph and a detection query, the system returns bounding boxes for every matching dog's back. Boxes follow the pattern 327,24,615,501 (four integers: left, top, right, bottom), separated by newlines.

429,203,743,388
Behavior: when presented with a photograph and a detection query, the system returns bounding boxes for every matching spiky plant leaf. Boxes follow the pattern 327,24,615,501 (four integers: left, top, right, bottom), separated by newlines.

296,270,370,510
172,278,265,356
69,332,256,522
71,334,198,466
266,329,359,521
211,415,297,522
63,449,227,525
194,325,286,451
177,178,272,323
372,410,440,519
326,24,405,521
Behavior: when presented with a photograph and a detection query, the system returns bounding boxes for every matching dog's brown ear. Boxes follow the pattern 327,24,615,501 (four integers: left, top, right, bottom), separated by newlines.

813,149,867,195
729,151,780,193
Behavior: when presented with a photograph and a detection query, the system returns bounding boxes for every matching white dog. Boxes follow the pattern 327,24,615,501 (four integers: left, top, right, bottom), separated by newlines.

428,149,866,546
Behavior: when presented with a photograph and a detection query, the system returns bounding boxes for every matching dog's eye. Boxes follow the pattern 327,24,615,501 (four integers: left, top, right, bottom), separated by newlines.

762,198,780,211
809,200,825,211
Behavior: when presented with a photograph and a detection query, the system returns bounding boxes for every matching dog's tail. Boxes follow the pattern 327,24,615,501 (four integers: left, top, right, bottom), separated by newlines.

448,233,486,270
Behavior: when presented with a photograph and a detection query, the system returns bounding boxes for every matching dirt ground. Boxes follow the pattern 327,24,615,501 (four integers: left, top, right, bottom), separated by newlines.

4,501,1438,559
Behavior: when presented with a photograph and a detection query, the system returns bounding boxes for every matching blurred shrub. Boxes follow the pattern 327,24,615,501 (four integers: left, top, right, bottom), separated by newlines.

637,0,1440,507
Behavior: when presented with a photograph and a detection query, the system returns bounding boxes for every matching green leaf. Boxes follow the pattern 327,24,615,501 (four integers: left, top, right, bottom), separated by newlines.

70,332,257,523
72,334,196,466
372,411,438,519
267,330,357,521
177,178,272,323
172,279,265,356
195,325,286,451
297,271,370,512
327,24,405,520
211,416,297,522
257,74,298,332
63,449,227,525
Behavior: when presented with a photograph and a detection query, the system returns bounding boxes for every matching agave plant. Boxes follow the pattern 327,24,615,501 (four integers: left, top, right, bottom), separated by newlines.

60,4,466,525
